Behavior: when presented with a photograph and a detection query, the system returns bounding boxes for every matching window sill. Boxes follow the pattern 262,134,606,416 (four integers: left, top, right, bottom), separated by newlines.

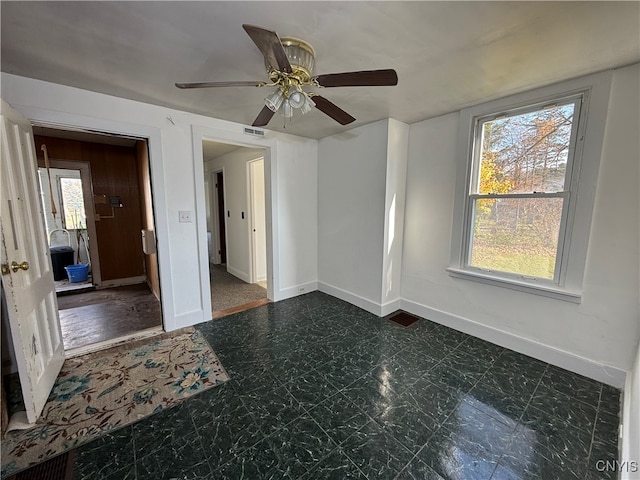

446,267,582,304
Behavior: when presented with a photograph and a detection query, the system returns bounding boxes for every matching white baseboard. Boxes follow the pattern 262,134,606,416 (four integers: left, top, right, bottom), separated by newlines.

381,299,402,316
208,273,628,388
275,281,318,302
318,282,394,317
226,265,250,283
400,298,627,388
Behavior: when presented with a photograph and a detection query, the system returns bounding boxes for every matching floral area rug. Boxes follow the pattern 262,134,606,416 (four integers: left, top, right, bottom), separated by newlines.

1,327,229,477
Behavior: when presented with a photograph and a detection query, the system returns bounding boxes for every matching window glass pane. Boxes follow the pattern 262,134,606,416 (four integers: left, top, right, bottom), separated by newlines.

60,177,86,229
477,103,575,195
469,197,563,279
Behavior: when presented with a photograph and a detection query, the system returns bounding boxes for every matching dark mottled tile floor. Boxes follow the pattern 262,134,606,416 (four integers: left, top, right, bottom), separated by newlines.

71,292,622,479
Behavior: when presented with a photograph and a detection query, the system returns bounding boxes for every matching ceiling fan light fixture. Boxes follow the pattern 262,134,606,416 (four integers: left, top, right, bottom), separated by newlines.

265,88,284,112
281,99,294,118
300,95,316,115
288,86,306,108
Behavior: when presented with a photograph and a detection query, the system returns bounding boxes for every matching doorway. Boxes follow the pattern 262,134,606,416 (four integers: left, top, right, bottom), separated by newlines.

203,140,269,316
215,171,227,265
34,128,163,353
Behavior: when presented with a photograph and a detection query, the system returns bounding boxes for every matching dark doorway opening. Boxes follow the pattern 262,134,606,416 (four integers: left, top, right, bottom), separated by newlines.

216,171,227,264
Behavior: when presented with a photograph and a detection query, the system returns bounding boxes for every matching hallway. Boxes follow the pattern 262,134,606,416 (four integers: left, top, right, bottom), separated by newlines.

210,264,268,317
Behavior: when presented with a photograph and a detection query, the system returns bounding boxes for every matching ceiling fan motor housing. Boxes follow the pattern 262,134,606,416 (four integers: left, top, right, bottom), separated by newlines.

267,37,316,85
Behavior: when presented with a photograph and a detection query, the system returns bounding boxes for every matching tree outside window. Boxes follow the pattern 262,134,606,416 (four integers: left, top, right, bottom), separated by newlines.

466,98,581,282
59,177,86,230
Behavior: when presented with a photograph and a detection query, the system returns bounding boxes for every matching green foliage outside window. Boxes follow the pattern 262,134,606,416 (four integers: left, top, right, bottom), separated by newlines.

469,103,575,279
60,177,86,230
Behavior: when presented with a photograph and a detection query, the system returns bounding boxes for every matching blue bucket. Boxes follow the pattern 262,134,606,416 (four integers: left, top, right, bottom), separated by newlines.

65,264,89,283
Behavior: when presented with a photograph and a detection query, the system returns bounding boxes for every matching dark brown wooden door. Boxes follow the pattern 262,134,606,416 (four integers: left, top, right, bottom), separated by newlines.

216,172,227,264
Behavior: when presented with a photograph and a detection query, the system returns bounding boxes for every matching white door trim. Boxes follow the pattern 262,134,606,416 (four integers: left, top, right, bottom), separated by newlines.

191,125,276,308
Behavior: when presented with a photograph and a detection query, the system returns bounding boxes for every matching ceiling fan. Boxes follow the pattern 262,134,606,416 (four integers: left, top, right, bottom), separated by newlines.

175,24,398,127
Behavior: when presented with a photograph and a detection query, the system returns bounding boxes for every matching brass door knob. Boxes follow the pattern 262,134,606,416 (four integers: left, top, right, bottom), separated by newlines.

11,261,29,272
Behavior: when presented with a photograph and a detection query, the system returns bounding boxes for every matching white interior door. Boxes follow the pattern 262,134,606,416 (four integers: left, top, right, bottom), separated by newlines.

249,158,267,283
1,99,65,424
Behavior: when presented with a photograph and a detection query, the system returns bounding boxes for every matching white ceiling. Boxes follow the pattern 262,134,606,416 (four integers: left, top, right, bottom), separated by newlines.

2,2,638,140
202,139,242,159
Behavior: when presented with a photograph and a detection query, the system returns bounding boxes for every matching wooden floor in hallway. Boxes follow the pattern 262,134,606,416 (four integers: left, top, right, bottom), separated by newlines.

57,283,162,351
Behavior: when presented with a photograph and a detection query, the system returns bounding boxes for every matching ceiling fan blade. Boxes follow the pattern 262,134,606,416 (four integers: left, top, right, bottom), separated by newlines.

252,105,275,127
242,24,292,74
175,81,266,89
313,69,398,87
312,96,356,125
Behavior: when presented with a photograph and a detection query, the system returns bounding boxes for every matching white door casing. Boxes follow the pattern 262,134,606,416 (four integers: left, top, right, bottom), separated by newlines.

1,99,65,424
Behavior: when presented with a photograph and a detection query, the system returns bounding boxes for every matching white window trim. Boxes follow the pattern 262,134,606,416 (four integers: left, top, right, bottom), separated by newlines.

464,94,582,289
448,70,613,303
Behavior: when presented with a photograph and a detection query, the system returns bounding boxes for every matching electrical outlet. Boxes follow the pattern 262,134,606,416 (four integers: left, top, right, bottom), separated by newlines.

178,210,192,223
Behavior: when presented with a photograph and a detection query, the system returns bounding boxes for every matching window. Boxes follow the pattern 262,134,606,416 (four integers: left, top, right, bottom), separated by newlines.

448,71,612,302
59,177,86,230
466,97,580,282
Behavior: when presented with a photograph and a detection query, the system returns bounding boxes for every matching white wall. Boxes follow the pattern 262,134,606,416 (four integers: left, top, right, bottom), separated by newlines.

1,73,318,330
401,64,640,386
205,147,263,282
381,119,409,312
318,120,389,309
318,118,409,315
